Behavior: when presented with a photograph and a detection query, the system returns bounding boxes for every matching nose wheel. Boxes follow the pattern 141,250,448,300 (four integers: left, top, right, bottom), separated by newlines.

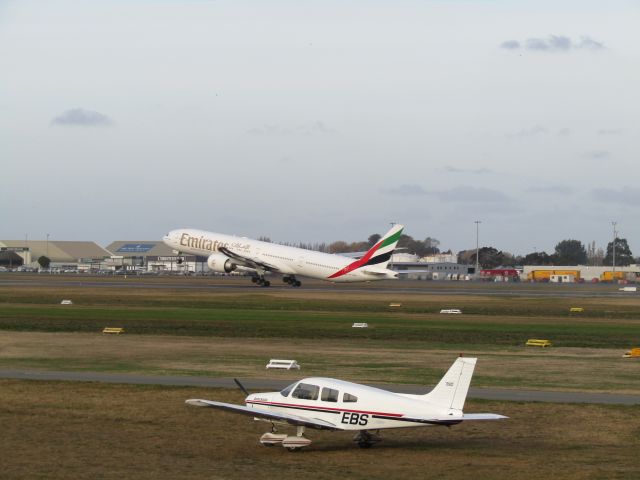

260,426,311,451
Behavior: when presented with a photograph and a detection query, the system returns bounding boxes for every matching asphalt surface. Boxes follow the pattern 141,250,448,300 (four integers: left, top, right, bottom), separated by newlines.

0,274,635,297
2,369,639,405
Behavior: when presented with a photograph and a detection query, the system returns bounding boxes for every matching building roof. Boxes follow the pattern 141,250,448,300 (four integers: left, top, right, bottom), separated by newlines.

104,241,175,257
0,240,112,263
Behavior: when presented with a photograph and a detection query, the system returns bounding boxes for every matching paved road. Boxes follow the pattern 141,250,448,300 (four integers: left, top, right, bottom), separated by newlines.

0,274,633,298
2,369,639,405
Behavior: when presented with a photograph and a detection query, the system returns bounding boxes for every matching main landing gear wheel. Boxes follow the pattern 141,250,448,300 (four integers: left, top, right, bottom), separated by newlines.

283,276,302,287
254,276,271,287
354,430,381,449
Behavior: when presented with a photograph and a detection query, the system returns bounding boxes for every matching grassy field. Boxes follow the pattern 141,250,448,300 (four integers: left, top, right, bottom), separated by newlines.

1,277,640,392
1,279,640,348
2,277,640,478
3,331,640,393
3,379,639,480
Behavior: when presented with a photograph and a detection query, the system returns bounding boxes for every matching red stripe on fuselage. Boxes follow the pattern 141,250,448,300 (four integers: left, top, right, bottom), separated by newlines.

246,400,404,417
327,239,384,279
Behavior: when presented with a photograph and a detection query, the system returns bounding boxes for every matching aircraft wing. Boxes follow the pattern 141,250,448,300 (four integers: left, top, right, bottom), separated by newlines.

462,413,509,420
185,399,340,430
219,247,281,273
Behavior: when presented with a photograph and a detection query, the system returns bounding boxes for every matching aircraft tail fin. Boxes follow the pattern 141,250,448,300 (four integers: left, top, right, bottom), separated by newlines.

423,357,477,411
328,224,403,279
361,223,404,269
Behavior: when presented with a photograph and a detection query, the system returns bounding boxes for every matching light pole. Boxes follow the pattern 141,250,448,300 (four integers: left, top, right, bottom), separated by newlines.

612,222,617,280
46,233,50,258
475,220,481,278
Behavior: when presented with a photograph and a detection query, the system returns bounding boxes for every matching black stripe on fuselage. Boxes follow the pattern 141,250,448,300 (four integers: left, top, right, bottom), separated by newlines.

371,415,462,426
364,251,393,266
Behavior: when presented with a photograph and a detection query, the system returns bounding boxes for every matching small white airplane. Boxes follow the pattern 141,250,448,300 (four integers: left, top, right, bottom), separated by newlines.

163,224,407,287
186,357,507,450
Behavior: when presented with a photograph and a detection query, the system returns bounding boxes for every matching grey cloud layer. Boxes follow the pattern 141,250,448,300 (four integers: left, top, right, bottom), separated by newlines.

506,125,571,139
51,108,114,127
382,185,510,203
592,187,640,205
527,185,573,195
444,166,493,174
500,35,605,52
247,121,335,136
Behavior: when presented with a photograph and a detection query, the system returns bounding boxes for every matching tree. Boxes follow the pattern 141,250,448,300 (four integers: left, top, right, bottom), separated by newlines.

328,241,349,253
461,247,511,269
586,241,604,266
367,233,381,247
523,251,554,265
37,256,51,269
554,239,587,265
604,237,634,266
422,237,440,256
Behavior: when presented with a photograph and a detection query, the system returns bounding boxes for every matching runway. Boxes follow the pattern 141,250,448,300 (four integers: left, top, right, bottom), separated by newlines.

0,273,633,298
2,369,639,405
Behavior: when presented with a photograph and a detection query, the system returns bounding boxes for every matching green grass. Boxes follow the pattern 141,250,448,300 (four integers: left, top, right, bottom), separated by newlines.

1,303,639,347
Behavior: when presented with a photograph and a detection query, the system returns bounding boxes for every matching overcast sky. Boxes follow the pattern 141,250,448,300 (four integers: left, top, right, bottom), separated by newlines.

1,0,639,255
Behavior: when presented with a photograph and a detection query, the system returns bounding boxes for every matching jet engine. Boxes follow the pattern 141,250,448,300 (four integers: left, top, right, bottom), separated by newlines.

207,253,237,274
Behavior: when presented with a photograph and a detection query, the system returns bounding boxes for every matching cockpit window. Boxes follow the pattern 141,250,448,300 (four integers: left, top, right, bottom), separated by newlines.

321,387,339,402
343,392,358,403
280,382,297,397
291,383,320,400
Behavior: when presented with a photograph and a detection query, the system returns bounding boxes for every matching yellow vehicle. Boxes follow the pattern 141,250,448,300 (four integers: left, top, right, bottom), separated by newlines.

527,270,580,282
600,271,626,282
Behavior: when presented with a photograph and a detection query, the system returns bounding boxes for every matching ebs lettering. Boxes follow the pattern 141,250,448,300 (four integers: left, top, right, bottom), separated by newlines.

341,412,369,426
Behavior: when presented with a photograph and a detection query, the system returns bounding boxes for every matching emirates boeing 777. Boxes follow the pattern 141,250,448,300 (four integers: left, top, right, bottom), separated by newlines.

162,224,404,287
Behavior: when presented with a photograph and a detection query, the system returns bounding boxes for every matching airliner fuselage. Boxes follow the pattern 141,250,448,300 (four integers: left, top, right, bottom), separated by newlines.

163,226,402,285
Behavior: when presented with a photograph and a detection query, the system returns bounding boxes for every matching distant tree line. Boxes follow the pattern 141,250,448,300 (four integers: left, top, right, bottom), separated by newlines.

263,232,636,269
458,238,635,269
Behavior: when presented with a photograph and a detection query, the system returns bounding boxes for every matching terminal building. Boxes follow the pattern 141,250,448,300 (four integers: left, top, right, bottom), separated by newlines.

104,241,208,273
390,253,473,280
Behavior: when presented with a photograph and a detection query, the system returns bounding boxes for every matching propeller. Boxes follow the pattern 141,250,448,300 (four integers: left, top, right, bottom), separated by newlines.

233,378,250,396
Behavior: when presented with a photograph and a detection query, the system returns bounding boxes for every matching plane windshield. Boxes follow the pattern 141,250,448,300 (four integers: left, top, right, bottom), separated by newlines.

280,382,297,397
291,383,320,401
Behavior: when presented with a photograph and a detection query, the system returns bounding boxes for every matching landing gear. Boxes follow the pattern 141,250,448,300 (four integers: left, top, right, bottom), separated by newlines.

252,275,271,287
260,426,311,451
353,430,382,449
282,276,302,288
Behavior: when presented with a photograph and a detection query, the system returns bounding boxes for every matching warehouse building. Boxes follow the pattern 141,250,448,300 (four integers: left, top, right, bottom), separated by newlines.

0,240,112,270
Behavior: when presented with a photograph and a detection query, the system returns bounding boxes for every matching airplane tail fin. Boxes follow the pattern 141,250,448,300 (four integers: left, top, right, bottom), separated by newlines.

423,357,477,411
361,223,404,269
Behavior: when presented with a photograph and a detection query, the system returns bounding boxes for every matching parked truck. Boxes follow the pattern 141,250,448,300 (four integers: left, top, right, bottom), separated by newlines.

527,269,581,282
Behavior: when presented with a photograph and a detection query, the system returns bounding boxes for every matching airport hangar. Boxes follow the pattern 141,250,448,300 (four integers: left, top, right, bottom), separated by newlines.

0,240,207,273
